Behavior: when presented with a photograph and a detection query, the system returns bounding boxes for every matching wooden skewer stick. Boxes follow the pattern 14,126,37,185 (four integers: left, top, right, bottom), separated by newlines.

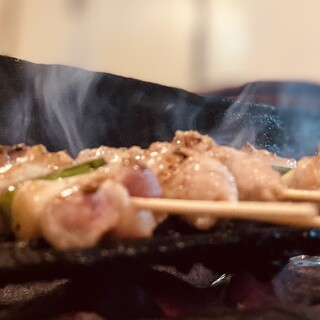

132,197,319,228
282,189,320,202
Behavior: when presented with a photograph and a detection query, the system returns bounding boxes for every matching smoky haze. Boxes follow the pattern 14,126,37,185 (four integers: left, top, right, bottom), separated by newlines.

33,64,100,156
0,56,320,159
209,81,320,158
0,57,117,156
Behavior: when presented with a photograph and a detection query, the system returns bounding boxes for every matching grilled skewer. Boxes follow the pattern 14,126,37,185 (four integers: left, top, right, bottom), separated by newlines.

1,131,320,251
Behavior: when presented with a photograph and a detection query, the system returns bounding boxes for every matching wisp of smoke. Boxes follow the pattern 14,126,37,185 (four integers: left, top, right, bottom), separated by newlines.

205,82,320,158
33,64,100,156
2,56,320,159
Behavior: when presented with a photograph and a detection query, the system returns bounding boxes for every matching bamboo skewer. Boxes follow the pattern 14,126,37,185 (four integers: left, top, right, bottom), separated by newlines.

282,189,320,202
132,197,320,228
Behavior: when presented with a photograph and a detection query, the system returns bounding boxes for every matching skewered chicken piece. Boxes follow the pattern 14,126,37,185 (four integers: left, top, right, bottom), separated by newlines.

77,131,295,228
0,131,318,250
146,144,238,202
146,145,238,229
0,144,73,233
77,137,238,205
77,140,238,230
14,173,123,248
286,147,320,190
0,144,73,193
172,131,286,201
171,132,320,203
0,142,165,248
11,159,163,250
241,142,297,171
211,146,285,201
12,160,163,249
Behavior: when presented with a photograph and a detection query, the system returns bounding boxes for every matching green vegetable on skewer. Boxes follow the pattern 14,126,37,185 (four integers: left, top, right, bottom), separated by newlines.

0,158,106,228
42,158,105,180
272,166,292,176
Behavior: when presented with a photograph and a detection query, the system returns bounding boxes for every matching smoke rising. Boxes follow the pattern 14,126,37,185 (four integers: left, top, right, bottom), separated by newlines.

33,64,100,156
1,57,320,159
208,83,276,148
0,58,113,157
207,82,320,158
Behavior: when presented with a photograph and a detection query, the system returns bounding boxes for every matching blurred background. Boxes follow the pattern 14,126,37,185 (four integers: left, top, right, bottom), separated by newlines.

0,0,320,93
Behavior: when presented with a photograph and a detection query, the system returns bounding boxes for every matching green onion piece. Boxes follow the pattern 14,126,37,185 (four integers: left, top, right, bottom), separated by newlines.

272,166,292,175
39,158,106,180
0,158,106,226
0,187,16,226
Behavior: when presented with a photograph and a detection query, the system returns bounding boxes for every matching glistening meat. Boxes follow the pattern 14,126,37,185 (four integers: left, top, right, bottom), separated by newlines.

173,131,286,201
0,130,307,250
77,136,239,230
12,161,163,250
287,149,320,190
0,144,73,193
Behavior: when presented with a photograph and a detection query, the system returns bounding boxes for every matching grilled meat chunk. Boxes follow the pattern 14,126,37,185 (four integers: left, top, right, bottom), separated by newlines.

0,144,73,194
288,150,320,190
145,143,238,230
241,142,297,169
77,136,238,230
211,145,285,201
12,160,163,249
172,131,285,201
41,178,128,250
